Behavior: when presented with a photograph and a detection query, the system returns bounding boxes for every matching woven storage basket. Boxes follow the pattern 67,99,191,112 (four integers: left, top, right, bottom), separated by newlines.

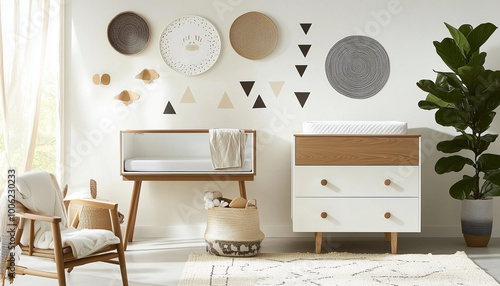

68,179,113,231
204,199,264,257
72,204,112,231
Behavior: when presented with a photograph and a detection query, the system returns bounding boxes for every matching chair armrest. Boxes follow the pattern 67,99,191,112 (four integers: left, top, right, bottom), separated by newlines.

70,198,118,211
15,211,62,223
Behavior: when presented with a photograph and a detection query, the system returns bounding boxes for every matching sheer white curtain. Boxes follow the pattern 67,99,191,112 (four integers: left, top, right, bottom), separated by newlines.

0,0,61,175
0,0,62,282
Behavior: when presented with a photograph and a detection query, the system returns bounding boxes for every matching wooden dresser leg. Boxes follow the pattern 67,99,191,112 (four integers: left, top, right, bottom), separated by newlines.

384,232,391,242
238,181,247,199
390,232,398,254
124,180,142,250
315,232,323,254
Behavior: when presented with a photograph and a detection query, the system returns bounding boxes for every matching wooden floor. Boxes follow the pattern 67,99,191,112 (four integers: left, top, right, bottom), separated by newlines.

11,236,500,285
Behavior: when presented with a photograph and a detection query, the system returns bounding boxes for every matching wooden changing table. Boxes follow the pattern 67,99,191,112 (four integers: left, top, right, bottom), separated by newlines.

120,129,256,250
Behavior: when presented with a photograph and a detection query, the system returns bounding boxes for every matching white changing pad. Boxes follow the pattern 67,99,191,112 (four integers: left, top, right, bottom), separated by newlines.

124,156,253,172
303,121,408,134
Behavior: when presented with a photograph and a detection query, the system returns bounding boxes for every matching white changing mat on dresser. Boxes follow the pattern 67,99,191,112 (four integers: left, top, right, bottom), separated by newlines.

303,121,408,134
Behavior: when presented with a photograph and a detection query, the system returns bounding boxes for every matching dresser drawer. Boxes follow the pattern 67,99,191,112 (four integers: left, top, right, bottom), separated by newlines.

295,135,420,165
293,166,419,198
293,198,420,232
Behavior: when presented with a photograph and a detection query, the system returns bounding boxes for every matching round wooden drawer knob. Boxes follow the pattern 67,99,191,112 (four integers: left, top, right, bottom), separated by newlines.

321,179,328,186
321,212,328,219
384,212,391,219
384,179,391,186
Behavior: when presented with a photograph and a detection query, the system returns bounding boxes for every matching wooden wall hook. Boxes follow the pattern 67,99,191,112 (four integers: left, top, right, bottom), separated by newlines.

114,90,139,106
135,69,159,84
92,73,111,85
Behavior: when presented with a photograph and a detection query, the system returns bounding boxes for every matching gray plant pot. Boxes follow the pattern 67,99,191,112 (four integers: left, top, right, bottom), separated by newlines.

461,198,493,247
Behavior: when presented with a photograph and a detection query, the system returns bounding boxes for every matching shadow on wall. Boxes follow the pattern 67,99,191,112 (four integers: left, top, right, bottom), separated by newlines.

410,127,463,231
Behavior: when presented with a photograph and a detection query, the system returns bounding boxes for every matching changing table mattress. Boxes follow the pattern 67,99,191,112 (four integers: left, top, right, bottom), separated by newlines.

124,156,253,172
303,121,408,134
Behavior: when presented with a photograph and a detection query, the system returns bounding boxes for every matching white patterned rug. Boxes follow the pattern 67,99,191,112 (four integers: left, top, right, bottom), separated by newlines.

179,252,499,286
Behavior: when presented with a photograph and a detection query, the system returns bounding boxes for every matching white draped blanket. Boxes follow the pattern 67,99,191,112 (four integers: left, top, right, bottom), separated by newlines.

15,171,119,259
209,129,246,169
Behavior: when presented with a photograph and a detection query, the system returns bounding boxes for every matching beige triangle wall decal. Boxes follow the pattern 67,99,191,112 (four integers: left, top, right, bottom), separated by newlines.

180,87,196,103
269,81,285,98
218,92,234,109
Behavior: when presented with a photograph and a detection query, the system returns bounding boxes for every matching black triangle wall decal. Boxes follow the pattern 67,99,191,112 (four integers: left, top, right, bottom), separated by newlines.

253,95,266,108
298,45,311,57
240,81,255,97
163,101,176,114
300,23,312,35
295,92,310,108
295,65,308,77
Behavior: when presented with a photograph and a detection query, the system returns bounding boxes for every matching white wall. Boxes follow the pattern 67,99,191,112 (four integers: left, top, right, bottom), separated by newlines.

64,0,500,239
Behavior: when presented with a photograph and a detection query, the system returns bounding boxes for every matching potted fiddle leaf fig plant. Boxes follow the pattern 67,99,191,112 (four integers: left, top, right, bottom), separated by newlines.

417,22,500,247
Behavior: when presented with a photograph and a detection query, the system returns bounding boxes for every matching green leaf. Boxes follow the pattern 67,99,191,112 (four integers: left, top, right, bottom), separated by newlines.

459,130,475,141
459,24,474,38
466,23,497,56
418,100,440,110
476,71,500,111
468,52,486,67
475,70,500,95
435,71,466,91
478,134,499,154
484,170,500,187
449,175,478,200
436,135,471,153
478,154,500,172
425,93,454,108
481,134,499,143
417,79,462,104
482,90,500,112
445,22,471,57
433,38,466,72
457,65,485,91
481,180,500,197
435,108,468,130
435,155,474,174
476,111,496,133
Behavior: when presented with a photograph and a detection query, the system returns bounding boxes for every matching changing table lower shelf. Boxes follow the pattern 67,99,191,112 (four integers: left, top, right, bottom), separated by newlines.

122,175,252,251
314,232,398,254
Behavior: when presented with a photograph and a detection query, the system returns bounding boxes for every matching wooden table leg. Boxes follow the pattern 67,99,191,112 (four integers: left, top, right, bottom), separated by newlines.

123,180,142,250
315,232,323,254
390,232,398,254
238,181,247,199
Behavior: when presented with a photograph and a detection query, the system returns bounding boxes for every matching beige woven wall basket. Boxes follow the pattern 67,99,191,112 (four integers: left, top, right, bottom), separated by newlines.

204,199,265,257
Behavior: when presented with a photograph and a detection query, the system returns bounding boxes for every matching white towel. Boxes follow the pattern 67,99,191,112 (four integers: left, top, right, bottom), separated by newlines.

15,171,120,259
209,129,246,169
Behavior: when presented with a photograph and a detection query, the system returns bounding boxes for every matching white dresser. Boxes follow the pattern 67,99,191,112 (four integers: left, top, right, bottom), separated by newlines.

292,134,421,254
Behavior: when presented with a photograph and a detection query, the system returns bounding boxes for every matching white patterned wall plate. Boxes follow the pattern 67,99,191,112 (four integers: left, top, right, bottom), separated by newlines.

159,15,221,76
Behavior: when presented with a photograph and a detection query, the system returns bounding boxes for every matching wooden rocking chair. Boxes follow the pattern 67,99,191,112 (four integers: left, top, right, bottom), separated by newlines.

10,172,128,286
